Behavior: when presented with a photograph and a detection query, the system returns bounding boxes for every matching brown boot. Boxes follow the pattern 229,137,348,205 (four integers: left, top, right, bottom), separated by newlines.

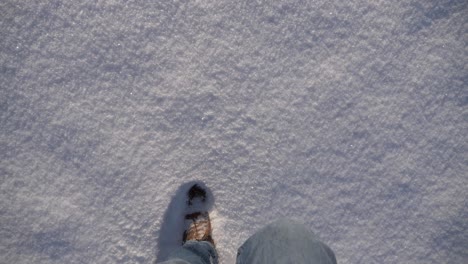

182,184,215,245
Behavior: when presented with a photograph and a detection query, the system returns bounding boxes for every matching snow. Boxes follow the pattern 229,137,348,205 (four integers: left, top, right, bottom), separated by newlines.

1,0,467,263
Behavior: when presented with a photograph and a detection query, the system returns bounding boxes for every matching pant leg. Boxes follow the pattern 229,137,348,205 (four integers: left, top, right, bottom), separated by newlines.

236,219,337,264
159,241,218,264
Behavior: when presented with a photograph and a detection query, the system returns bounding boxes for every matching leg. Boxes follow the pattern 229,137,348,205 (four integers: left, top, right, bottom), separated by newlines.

236,219,336,264
160,241,218,264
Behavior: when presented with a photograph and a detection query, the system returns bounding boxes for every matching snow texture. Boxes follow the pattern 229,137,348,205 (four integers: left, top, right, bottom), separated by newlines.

1,0,467,263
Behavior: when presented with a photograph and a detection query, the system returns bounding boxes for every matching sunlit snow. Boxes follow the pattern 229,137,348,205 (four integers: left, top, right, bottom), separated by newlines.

1,0,467,263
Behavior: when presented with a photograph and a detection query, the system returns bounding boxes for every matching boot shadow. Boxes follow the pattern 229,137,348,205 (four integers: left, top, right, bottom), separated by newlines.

155,181,215,262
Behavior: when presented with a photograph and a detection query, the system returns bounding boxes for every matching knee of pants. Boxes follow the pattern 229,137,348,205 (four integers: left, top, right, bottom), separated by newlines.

260,218,318,240
236,219,336,264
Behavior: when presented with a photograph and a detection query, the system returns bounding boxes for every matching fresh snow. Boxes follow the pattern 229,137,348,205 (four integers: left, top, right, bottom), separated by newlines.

1,0,467,263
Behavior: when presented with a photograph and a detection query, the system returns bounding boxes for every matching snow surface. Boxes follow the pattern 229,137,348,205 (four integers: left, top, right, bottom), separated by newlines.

1,0,467,263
